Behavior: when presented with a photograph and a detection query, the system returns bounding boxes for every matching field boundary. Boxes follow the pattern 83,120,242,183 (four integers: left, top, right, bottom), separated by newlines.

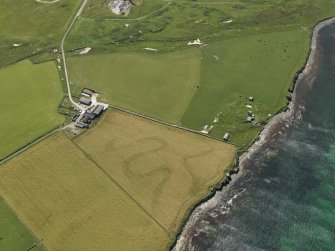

71,140,171,237
108,103,239,148
0,126,62,166
0,197,47,251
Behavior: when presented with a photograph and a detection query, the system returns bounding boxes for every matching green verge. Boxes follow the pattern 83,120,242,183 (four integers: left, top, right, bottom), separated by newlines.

0,60,64,160
182,29,310,147
68,48,201,123
0,199,45,251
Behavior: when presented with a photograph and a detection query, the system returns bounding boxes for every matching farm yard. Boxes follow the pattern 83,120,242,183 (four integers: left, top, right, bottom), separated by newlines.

0,112,236,250
0,60,64,160
68,49,201,123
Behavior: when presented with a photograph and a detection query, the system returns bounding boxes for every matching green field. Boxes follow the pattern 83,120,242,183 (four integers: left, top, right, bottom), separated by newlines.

0,60,64,160
66,0,335,54
0,199,45,251
68,49,201,123
65,0,335,147
0,0,82,65
182,30,310,146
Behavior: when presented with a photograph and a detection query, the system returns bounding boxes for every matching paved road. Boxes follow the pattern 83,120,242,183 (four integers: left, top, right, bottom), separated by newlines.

61,0,89,111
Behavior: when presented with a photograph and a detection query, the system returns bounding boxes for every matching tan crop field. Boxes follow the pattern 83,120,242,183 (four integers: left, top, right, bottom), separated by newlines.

0,111,236,250
75,110,237,234
0,133,168,251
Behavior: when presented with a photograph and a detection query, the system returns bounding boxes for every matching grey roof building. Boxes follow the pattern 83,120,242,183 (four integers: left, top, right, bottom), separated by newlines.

82,88,95,97
79,97,92,106
93,105,104,117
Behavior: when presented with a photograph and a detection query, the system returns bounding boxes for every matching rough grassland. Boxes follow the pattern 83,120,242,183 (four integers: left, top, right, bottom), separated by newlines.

68,49,201,123
75,110,237,235
0,0,82,65
0,60,64,160
0,199,45,251
0,133,169,251
182,30,310,147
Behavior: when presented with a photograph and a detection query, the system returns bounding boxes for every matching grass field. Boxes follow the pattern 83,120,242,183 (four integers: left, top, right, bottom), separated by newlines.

0,199,45,251
68,49,201,123
0,60,64,160
0,0,82,65
182,30,310,147
0,133,169,251
75,110,236,234
65,0,335,148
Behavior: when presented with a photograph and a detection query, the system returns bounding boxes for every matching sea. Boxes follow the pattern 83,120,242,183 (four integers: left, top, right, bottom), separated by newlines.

176,22,335,251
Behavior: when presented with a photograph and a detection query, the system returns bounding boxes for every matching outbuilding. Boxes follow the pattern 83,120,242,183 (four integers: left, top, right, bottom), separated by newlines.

223,133,230,141
79,97,92,106
75,122,89,129
93,105,104,117
81,88,96,97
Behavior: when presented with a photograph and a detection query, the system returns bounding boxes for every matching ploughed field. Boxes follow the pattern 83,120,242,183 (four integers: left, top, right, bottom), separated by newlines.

0,111,236,251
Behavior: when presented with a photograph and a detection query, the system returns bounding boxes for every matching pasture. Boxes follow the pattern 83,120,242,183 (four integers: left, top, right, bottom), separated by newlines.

0,199,45,251
0,60,64,160
66,0,335,54
75,110,237,234
68,49,201,123
0,133,169,251
182,30,310,147
0,0,82,65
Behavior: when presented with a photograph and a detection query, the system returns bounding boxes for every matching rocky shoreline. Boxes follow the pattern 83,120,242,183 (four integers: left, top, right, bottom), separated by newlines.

172,17,335,251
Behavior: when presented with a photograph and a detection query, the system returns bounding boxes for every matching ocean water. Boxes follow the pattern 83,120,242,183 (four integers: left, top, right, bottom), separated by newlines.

183,24,335,250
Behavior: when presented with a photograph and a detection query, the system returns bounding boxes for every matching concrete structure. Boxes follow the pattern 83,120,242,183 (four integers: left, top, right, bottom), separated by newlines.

223,133,230,141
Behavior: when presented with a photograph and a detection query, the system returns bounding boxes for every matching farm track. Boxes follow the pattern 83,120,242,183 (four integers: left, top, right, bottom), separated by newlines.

61,0,89,111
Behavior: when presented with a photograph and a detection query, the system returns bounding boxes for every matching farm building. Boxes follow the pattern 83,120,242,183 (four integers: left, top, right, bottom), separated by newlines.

81,88,95,97
93,105,104,117
75,122,89,129
79,97,92,106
